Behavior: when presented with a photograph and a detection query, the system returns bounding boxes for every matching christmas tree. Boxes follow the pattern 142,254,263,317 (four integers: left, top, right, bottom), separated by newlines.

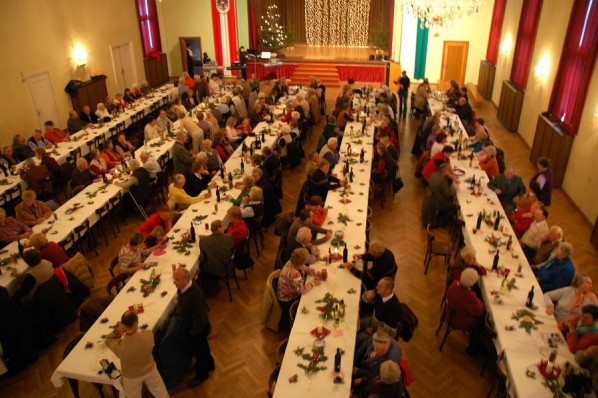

259,4,288,51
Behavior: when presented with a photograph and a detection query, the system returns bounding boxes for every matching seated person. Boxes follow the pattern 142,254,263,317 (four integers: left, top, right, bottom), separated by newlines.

357,277,402,347
305,195,327,227
446,268,485,356
240,186,264,220
225,206,249,252
79,105,98,124
421,146,455,182
43,120,69,144
532,225,564,266
168,174,211,209
35,147,60,178
89,149,109,177
560,305,598,353
372,143,396,184
95,103,111,121
20,158,52,197
29,232,69,268
450,246,488,283
101,140,122,169
453,97,473,125
114,159,151,208
520,207,550,260
66,110,91,134
27,129,53,152
118,232,164,275
287,208,331,245
12,134,34,162
318,137,340,168
425,163,458,226
0,207,32,245
344,241,398,291
487,166,526,209
144,117,162,142
0,145,19,168
13,249,54,303
362,360,409,398
353,331,402,393
230,176,255,206
71,158,93,190
114,133,135,158
138,206,172,240
309,159,344,201
199,220,233,279
477,145,499,179
15,190,53,227
184,155,213,197
225,117,243,147
537,242,576,292
212,131,233,162
139,151,161,180
276,248,322,307
545,274,597,322
282,227,319,265
510,194,540,237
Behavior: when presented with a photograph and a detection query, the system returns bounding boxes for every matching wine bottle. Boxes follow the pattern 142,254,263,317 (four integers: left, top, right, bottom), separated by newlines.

17,240,24,257
249,142,255,156
216,186,221,203
493,213,500,231
101,170,107,183
342,243,348,263
261,129,265,143
220,166,225,179
228,172,233,190
121,158,127,172
349,168,354,183
131,150,135,159
506,236,513,251
242,141,247,153
0,163,7,177
359,148,365,163
492,252,499,270
334,348,341,372
475,212,482,230
470,174,476,190
526,285,535,308
469,151,474,167
190,222,196,243
240,158,245,172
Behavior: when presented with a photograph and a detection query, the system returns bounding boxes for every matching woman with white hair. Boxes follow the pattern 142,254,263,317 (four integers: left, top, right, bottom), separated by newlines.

240,186,264,219
450,246,488,282
446,267,485,355
537,241,576,292
274,125,293,159
15,190,53,227
95,103,111,121
319,137,340,167
478,144,499,179
362,359,409,398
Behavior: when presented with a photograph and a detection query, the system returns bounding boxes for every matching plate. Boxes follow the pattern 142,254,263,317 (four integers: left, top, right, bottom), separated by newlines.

153,248,166,256
453,168,465,176
310,327,331,339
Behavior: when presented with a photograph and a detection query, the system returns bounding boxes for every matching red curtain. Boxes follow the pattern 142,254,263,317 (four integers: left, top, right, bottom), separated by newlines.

486,0,507,65
136,0,161,57
248,63,298,80
211,3,224,65
548,0,598,135
248,0,258,49
510,0,543,89
336,65,386,82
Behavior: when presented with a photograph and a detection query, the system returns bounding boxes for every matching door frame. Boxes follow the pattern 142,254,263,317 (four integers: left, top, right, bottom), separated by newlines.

440,41,469,86
24,70,60,130
109,40,138,92
179,37,203,74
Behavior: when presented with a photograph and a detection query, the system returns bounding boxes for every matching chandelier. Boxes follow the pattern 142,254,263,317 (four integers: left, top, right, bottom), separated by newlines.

401,0,486,29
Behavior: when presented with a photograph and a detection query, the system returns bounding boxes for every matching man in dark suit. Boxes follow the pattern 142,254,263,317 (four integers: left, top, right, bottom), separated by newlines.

71,158,93,190
184,155,212,197
114,159,151,208
172,131,194,175
282,227,318,265
343,241,398,291
173,267,214,388
357,276,403,347
80,105,98,124
487,166,526,209
199,220,233,279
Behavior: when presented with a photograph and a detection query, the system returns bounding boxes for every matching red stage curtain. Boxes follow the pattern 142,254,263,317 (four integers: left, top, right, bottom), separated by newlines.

247,63,298,80
548,0,598,135
486,0,507,65
248,0,258,49
136,0,161,57
336,65,385,82
510,0,543,89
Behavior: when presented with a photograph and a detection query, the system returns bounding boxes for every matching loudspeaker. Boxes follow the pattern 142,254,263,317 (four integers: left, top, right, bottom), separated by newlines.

369,54,375,61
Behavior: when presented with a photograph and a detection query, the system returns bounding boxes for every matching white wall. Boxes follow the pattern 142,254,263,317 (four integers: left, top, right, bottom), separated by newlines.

423,0,494,84
0,0,146,146
399,12,418,78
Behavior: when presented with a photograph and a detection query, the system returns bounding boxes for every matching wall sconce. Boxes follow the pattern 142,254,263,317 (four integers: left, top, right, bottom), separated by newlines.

534,55,550,82
594,111,598,124
72,45,88,68
499,37,512,55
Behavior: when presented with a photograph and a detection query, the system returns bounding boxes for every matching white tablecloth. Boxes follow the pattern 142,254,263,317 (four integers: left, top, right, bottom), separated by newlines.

428,98,577,397
274,121,375,398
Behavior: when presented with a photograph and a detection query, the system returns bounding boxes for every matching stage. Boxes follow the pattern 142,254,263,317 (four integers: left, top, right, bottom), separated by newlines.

246,44,398,86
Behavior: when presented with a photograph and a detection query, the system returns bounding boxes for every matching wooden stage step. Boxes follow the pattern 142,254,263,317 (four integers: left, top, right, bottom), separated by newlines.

290,62,340,86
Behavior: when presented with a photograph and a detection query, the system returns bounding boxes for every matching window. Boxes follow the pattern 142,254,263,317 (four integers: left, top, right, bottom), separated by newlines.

510,0,542,89
486,0,507,65
136,0,161,57
548,0,598,135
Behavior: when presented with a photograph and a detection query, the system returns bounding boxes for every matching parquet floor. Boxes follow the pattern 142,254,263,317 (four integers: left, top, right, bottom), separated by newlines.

1,84,597,398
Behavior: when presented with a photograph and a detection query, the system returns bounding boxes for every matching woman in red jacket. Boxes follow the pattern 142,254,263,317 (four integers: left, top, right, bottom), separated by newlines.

138,206,172,241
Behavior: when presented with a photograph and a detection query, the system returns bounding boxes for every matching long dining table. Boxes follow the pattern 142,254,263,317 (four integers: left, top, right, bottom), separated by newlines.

428,97,578,397
273,118,376,398
50,121,282,394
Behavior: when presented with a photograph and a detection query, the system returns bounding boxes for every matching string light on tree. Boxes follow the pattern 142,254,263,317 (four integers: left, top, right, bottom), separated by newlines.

305,0,371,47
259,4,288,51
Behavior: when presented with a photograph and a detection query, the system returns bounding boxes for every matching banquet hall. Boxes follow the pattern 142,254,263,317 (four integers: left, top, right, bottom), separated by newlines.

0,0,597,397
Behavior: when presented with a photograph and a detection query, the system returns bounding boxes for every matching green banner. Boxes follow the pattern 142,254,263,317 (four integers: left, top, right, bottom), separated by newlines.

414,19,429,79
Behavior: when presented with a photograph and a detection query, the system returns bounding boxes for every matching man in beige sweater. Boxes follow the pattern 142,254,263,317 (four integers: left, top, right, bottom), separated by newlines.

106,311,169,398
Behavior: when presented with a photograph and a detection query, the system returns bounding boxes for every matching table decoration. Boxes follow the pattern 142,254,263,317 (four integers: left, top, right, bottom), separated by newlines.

484,233,504,248
192,215,208,223
172,232,194,255
140,269,160,297
139,323,149,330
347,288,357,294
100,317,109,324
288,374,298,383
149,140,165,148
315,293,347,322
0,179,9,186
296,345,328,375
127,286,136,293
339,198,352,204
310,327,331,339
336,214,352,225
541,378,564,398
511,309,543,334
65,203,83,215
84,342,93,349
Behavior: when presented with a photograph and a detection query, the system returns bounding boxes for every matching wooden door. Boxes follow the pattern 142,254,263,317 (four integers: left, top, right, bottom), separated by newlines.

111,42,137,92
25,71,60,130
179,37,202,76
441,41,469,86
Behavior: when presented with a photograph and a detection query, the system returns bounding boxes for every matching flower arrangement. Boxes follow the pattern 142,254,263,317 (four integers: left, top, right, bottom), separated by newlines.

140,269,161,297
484,233,504,248
511,309,543,334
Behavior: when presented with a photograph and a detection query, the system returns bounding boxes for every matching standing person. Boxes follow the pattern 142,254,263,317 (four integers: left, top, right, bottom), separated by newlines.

105,311,169,398
530,157,554,206
186,42,195,75
239,46,248,79
172,267,215,387
394,70,410,118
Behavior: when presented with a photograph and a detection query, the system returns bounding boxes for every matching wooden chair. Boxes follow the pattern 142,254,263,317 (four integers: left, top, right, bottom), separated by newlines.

234,236,253,280
289,300,299,328
485,351,509,398
450,219,466,259
109,255,119,278
435,300,476,351
267,365,281,398
58,233,76,256
94,203,117,246
423,224,452,275
74,219,98,256
247,215,265,258
275,338,288,365
2,184,22,216
108,192,126,229
106,273,128,296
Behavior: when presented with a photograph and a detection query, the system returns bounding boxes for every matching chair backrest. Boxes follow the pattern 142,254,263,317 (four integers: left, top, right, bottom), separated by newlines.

63,333,85,358
95,203,110,217
4,184,21,201
267,365,281,398
74,219,90,236
71,185,85,197
109,255,119,278
109,192,122,206
106,273,128,295
426,224,435,245
58,233,75,252
289,300,299,325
